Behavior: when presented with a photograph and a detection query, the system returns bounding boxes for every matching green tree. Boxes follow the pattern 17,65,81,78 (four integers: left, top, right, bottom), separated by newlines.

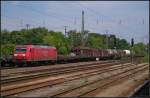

1,29,11,44
116,39,130,49
1,27,133,56
132,42,147,56
43,31,69,55
67,30,81,47
1,44,15,56
86,33,107,49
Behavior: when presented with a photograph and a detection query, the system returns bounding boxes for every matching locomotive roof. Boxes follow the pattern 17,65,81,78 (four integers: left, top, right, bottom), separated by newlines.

16,45,56,49
33,45,56,49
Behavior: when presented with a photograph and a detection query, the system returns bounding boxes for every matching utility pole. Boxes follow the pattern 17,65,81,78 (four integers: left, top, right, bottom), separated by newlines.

74,17,77,33
114,37,117,49
20,19,23,28
26,24,30,30
64,26,68,37
131,38,134,64
106,30,109,49
81,10,84,46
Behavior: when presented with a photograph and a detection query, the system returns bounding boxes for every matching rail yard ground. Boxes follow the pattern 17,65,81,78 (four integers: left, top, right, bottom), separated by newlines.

1,60,149,97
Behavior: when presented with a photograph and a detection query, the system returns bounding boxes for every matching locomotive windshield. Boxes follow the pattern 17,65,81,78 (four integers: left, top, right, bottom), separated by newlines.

15,48,26,52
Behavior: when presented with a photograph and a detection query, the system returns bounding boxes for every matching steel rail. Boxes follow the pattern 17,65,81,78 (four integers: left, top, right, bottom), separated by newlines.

51,64,148,97
1,62,130,97
1,60,127,84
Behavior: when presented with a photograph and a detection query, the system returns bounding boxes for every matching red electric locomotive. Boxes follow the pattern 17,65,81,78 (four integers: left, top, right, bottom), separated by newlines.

13,45,57,64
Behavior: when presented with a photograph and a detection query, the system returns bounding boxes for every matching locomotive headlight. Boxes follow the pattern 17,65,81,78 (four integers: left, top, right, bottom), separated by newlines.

14,54,18,56
22,54,26,56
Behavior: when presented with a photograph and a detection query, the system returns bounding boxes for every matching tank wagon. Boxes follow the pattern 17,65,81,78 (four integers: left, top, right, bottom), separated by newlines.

123,50,131,56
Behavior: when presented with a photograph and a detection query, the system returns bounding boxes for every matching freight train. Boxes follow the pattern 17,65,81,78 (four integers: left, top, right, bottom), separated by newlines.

1,45,131,66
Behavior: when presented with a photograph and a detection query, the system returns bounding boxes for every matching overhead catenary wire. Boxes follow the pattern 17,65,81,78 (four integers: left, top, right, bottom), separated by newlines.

1,15,41,24
71,3,118,31
3,4,80,32
2,2,147,43
77,3,147,43
2,16,76,32
2,2,116,32
13,4,74,24
77,3,113,22
77,2,131,26
1,23,23,28
2,17,76,32
1,15,42,27
2,20,40,29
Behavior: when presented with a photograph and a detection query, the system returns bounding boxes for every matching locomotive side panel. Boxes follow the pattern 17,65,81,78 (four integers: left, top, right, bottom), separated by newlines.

30,47,57,61
48,48,57,60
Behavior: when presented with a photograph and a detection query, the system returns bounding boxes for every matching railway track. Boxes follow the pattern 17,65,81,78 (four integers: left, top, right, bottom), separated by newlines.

1,59,119,70
1,60,126,83
81,66,148,97
1,66,18,69
1,61,148,97
53,64,148,97
16,64,148,97
1,60,119,76
1,60,127,96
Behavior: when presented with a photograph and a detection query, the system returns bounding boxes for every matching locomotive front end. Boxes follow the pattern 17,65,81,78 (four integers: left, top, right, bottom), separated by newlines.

14,47,27,60
13,45,31,64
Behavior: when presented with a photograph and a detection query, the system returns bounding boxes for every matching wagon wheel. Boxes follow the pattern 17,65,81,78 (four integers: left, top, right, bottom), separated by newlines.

1,60,6,67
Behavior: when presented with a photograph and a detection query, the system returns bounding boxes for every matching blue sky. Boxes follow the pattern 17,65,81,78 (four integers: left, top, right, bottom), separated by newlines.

1,1,149,44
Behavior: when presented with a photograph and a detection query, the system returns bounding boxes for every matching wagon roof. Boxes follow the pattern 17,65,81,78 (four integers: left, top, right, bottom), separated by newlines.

72,47,106,51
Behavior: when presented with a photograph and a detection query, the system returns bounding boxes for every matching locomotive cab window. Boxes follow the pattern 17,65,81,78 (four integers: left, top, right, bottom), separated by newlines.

15,48,26,52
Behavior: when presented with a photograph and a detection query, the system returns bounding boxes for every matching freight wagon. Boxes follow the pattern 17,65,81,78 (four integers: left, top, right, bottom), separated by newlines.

71,47,126,60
